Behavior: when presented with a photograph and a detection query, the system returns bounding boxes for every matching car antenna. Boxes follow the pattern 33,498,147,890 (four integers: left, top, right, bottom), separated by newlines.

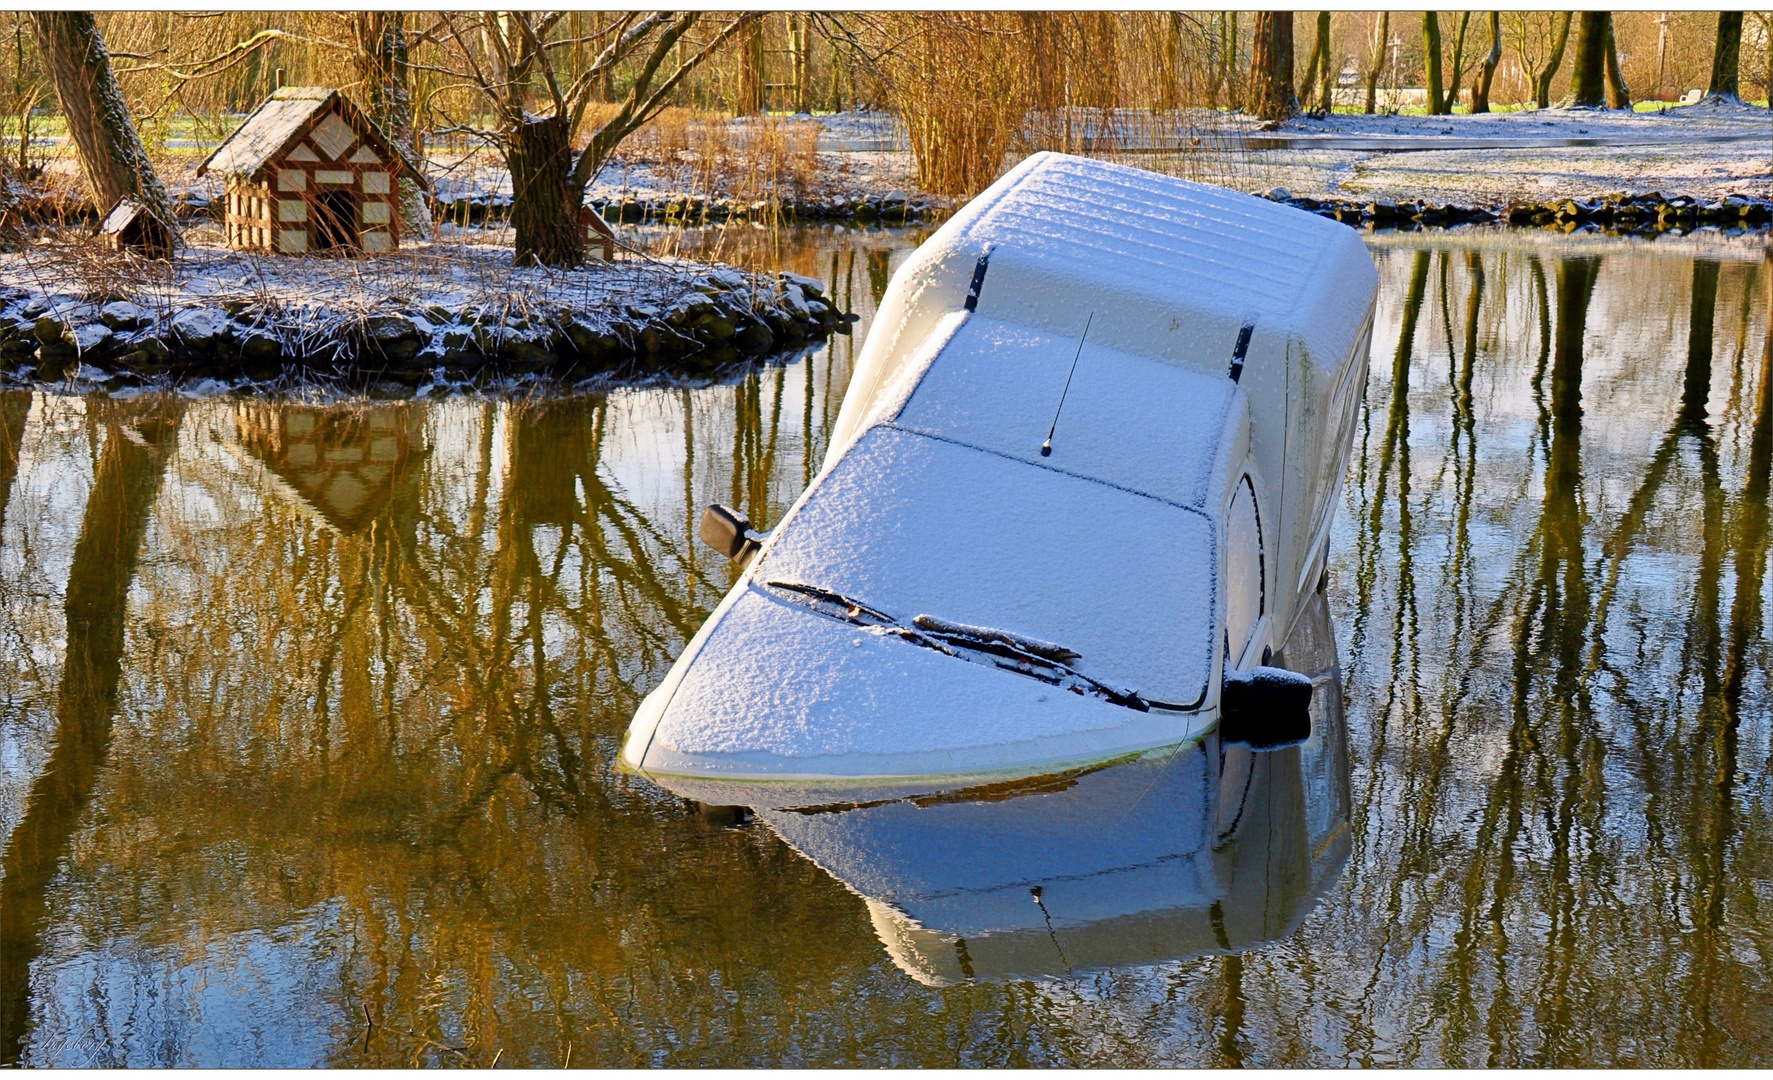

1040,311,1094,458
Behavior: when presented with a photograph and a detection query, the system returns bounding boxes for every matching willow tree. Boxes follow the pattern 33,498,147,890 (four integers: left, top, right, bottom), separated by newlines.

26,12,174,224
438,12,757,267
1247,11,1297,122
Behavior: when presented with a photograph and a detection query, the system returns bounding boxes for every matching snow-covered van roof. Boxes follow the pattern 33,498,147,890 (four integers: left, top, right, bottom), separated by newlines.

832,152,1377,645
197,87,426,187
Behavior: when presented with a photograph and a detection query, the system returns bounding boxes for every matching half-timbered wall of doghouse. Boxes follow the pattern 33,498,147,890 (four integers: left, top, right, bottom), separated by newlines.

223,105,400,255
225,183,274,251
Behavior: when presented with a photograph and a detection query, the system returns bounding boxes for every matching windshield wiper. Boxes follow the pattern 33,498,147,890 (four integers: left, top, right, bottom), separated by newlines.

762,579,1157,712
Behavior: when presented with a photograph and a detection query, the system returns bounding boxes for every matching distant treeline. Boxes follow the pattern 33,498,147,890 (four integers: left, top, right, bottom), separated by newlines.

2,12,1769,218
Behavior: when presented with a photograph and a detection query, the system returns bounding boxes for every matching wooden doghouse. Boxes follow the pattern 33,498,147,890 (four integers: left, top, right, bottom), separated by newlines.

581,205,618,261
197,87,428,256
97,197,174,259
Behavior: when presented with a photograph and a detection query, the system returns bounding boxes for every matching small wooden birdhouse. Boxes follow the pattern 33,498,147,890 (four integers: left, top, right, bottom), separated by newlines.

197,87,429,256
98,197,173,259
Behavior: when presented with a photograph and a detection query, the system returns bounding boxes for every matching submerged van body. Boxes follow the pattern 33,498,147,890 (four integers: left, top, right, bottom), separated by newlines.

765,590,1352,984
622,152,1377,808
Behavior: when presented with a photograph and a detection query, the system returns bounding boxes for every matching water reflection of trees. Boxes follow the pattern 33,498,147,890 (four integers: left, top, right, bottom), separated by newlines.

2,396,185,1063
1322,246,1773,1066
1,239,1769,1066
3,340,1071,1064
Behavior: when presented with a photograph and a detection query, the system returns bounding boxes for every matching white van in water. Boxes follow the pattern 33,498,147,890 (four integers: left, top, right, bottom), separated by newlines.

621,152,1377,808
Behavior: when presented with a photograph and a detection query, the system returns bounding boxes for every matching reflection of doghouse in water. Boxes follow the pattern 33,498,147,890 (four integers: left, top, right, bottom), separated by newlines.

197,87,429,255
233,402,423,533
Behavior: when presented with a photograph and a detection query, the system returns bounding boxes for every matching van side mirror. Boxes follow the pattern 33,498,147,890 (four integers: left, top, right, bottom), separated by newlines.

700,504,764,566
1219,665,1313,750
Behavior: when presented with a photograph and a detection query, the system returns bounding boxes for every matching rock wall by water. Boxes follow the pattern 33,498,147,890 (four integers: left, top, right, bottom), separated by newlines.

0,266,848,392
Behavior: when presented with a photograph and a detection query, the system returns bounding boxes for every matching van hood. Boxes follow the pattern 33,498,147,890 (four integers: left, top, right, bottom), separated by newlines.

626,425,1222,798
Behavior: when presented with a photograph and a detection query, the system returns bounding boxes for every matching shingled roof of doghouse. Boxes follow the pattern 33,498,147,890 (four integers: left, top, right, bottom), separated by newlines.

196,86,429,189
98,196,161,236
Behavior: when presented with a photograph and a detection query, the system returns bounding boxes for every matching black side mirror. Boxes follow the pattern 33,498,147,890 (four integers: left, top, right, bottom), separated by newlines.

700,504,764,566
1219,665,1313,750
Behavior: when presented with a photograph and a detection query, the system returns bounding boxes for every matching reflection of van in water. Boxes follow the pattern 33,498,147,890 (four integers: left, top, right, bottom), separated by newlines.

766,590,1351,984
622,152,1377,808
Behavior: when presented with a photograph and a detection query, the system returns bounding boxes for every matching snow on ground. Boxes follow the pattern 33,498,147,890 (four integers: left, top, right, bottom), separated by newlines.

1253,99,1773,205
1,224,732,326
426,111,918,208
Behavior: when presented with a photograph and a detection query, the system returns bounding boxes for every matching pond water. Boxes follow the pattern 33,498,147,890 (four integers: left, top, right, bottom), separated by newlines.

0,224,1768,1067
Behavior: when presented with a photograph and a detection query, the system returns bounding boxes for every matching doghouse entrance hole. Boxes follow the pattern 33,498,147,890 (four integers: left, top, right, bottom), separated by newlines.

313,189,359,252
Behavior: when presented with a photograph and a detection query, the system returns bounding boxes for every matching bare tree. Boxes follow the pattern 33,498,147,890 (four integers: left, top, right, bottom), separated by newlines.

1472,12,1502,112
1297,11,1331,116
26,12,174,224
1423,12,1446,115
1247,11,1296,122
1708,11,1743,100
1753,12,1773,105
432,12,758,267
1604,16,1632,109
1534,12,1573,108
1364,10,1389,114
6,17,46,175
1564,12,1610,107
1315,11,1333,114
1445,12,1474,112
736,17,764,115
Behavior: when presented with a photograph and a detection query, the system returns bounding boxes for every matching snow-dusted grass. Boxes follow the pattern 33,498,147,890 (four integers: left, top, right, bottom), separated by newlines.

0,223,841,394
1258,98,1773,205
2,224,723,329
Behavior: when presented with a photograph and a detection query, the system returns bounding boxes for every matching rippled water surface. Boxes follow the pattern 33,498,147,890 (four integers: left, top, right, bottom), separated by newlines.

1,225,1769,1066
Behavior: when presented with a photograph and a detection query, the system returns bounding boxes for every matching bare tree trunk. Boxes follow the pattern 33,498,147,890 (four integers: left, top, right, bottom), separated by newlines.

350,12,432,241
790,13,810,114
508,115,583,268
1564,12,1609,107
1299,14,1323,112
1248,12,1297,122
1709,11,1743,99
1446,12,1473,111
1604,15,1632,109
26,12,173,224
1473,12,1502,112
1158,12,1182,111
1227,11,1242,110
1365,10,1389,113
737,17,764,115
1318,11,1334,114
1208,11,1228,109
1534,12,1573,108
1424,12,1446,115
